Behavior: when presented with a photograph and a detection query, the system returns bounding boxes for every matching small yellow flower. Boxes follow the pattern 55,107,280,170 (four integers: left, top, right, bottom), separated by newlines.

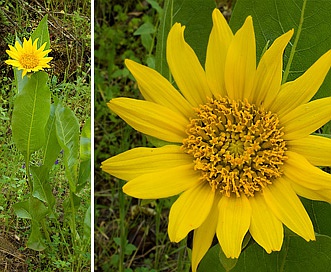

5,37,52,78
102,9,331,271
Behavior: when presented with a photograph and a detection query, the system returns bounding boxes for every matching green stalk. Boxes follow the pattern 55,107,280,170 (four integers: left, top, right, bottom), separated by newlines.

52,212,71,256
69,192,78,271
282,0,307,84
154,200,162,269
119,180,126,272
24,156,33,192
177,238,187,271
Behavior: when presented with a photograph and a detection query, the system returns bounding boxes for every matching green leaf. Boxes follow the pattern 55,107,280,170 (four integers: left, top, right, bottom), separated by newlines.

83,205,91,239
12,71,51,157
134,22,155,35
31,14,51,49
141,34,153,52
77,117,91,192
28,220,46,251
146,0,163,15
80,117,91,162
155,0,216,79
30,166,55,209
63,193,81,215
77,159,90,193
13,200,32,219
199,234,331,272
42,99,62,170
14,68,29,94
230,0,331,99
301,198,331,237
12,36,28,93
55,103,80,192
13,196,48,221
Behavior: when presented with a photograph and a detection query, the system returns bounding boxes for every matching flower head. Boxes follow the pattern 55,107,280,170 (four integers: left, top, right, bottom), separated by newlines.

5,37,52,78
102,9,331,271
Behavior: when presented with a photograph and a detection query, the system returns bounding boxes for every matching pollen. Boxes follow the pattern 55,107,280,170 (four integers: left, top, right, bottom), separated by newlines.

19,53,40,69
182,97,287,197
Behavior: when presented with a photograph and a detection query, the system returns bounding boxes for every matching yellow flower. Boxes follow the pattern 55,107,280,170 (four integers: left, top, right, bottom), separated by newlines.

5,37,52,78
102,9,331,271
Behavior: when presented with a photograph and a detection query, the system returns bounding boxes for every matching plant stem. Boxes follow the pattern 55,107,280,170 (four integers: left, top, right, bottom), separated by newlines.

69,192,78,271
177,238,187,271
282,0,307,84
25,156,33,192
154,200,162,269
119,180,126,272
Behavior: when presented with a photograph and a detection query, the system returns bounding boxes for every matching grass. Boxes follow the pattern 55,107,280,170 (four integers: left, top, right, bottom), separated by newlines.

0,0,91,271
94,1,234,271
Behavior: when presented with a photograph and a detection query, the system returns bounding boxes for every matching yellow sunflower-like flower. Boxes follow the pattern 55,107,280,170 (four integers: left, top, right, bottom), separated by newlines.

5,37,52,78
102,9,331,271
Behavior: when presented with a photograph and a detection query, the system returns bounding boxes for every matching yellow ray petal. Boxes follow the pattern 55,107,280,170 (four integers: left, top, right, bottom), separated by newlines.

32,38,39,48
36,41,47,52
290,180,331,203
216,194,251,258
167,23,212,106
125,59,194,118
5,60,20,66
205,9,233,97
101,145,192,180
280,97,331,140
168,183,214,242
271,50,331,116
288,135,331,166
14,40,23,51
108,97,188,143
251,30,294,107
191,194,220,272
224,16,256,100
284,151,331,190
249,193,283,253
6,48,19,59
123,164,201,199
263,177,315,241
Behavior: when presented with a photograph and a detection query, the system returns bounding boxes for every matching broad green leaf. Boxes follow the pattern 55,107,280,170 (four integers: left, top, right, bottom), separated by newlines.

80,117,91,162
13,200,32,219
134,22,155,35
155,0,215,80
31,14,51,49
77,160,91,193
230,0,331,99
77,117,91,192
42,100,61,170
14,68,28,93
55,103,80,192
199,234,331,272
12,71,51,157
30,166,56,209
28,220,46,251
84,205,91,239
13,196,48,221
12,36,28,93
301,197,331,237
